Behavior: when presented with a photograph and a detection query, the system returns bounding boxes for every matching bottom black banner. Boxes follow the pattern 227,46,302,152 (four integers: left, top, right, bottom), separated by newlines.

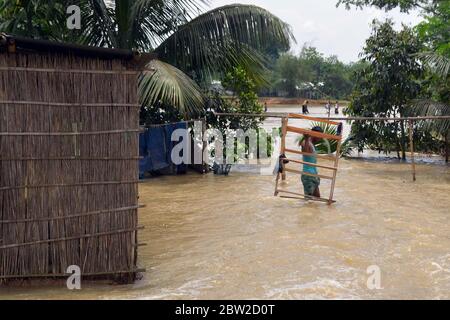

0,300,439,319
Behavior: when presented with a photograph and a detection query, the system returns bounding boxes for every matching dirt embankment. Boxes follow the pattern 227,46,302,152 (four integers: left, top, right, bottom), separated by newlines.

259,97,349,106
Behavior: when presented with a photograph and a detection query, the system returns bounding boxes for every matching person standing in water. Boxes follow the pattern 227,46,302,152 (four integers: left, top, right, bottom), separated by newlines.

300,126,323,198
325,100,331,118
302,100,310,114
334,101,340,114
264,102,268,112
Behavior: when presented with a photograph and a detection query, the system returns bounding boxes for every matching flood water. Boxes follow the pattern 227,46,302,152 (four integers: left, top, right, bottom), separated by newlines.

1,106,449,299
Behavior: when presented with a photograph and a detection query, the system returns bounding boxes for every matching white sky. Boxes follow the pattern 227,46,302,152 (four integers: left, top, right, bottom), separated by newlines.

209,0,423,63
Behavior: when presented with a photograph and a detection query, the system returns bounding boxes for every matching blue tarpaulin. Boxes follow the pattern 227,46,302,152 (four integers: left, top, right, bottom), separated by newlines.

165,122,188,174
139,122,188,178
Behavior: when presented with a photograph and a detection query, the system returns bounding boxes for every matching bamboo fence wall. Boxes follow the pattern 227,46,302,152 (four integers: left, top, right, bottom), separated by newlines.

0,49,141,282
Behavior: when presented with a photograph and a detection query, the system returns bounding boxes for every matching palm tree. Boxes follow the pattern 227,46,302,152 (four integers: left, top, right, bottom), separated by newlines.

410,52,450,161
0,0,294,117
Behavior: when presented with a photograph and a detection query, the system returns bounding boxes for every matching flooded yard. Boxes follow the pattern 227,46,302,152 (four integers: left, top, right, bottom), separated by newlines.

1,106,449,300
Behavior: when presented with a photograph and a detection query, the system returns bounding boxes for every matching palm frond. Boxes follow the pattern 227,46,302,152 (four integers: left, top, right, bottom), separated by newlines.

79,0,118,47
155,4,294,78
196,42,270,86
295,122,339,154
409,99,450,135
417,51,450,78
129,0,208,51
138,59,204,117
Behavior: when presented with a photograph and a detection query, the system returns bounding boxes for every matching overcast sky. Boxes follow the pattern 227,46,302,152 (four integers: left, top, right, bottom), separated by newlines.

210,0,423,63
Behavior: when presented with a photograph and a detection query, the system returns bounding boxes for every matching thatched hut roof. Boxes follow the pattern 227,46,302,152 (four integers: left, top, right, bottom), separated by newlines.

0,33,135,60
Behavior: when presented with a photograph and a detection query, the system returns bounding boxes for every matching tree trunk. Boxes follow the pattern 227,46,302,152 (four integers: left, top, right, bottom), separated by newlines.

400,119,407,160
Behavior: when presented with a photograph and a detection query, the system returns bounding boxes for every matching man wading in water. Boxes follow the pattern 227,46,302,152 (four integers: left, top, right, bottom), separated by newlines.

300,126,323,198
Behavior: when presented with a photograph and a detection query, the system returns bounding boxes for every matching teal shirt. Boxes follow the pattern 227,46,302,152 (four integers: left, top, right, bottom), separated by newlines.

303,144,318,175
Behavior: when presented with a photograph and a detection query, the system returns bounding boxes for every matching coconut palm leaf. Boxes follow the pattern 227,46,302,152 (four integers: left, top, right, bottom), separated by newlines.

295,122,338,154
410,52,450,136
80,0,118,47
0,1,293,117
189,41,270,86
139,59,204,117
119,0,208,50
409,99,450,134
295,121,358,157
155,4,294,79
417,51,450,78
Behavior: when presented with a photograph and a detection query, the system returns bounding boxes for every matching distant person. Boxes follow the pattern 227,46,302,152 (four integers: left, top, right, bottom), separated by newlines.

300,126,323,198
302,100,310,114
264,102,268,112
335,101,340,114
325,100,332,117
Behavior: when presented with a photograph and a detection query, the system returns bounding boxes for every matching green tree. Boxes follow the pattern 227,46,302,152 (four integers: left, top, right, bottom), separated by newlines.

338,0,449,160
336,0,442,14
297,46,354,99
409,53,450,161
272,53,303,97
0,0,294,117
298,46,323,86
320,56,354,99
347,20,424,159
416,1,450,56
412,1,449,161
206,66,268,171
0,0,77,41
265,46,357,99
219,66,264,132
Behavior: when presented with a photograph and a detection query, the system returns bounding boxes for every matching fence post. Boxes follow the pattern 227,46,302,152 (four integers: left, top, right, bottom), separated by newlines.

408,120,416,182
202,116,208,173
281,117,288,181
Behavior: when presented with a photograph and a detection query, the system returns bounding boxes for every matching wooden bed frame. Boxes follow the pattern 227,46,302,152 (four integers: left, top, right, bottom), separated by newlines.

274,113,343,205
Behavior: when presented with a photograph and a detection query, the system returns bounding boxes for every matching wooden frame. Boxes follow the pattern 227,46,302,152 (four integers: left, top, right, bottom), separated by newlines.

274,113,343,205
286,126,342,140
284,148,337,161
277,189,336,204
287,113,341,125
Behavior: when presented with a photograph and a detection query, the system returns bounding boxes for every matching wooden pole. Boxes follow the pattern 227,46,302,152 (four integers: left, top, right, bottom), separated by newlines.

284,148,337,161
277,189,336,203
328,138,341,204
281,117,288,181
202,117,208,173
286,126,342,140
408,120,416,182
274,172,280,196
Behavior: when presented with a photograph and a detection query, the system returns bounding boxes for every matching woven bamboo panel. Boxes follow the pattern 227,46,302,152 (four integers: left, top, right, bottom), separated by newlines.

0,50,140,282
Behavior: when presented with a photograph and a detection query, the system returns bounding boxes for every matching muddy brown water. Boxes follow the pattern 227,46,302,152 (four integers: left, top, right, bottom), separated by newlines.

1,106,449,299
